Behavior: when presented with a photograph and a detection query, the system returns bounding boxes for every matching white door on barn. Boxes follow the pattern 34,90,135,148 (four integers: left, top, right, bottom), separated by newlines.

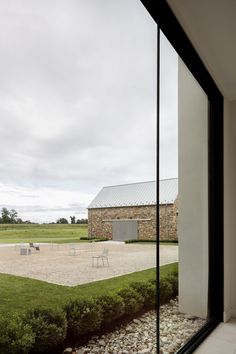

112,220,138,241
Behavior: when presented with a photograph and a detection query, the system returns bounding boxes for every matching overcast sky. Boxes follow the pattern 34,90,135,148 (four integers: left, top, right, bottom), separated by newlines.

0,0,177,222
160,33,178,179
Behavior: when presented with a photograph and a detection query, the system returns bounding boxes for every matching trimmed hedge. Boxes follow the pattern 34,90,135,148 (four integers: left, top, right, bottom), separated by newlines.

26,308,67,353
64,299,102,337
160,269,178,304
80,237,108,242
0,314,35,354
148,278,157,286
130,281,157,308
117,287,144,315
98,294,125,324
0,267,178,353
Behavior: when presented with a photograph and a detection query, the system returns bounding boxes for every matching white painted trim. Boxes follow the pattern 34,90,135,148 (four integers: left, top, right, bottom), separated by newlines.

224,309,236,321
224,309,232,322
230,309,236,319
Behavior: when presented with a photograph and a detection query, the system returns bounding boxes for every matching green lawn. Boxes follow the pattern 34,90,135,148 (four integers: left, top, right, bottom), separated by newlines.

0,224,175,317
159,242,178,246
0,264,178,316
0,268,157,316
0,224,88,244
160,262,178,277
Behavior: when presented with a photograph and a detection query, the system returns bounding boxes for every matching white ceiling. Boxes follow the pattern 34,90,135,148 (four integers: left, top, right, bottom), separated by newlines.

167,0,236,100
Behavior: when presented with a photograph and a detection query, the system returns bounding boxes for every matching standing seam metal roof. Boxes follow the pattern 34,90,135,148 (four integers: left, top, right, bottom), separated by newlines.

88,178,178,209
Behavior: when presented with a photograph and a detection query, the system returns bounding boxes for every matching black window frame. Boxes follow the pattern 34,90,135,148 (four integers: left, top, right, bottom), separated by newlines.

140,0,224,353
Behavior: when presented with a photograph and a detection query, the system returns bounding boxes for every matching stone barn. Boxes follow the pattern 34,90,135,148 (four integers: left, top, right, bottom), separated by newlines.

88,179,178,241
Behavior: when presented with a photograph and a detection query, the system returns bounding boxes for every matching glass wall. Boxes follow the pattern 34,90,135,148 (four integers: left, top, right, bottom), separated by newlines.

159,31,209,353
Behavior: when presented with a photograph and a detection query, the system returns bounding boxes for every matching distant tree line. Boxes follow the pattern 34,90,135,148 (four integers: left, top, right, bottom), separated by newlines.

0,207,88,225
0,207,31,224
56,216,88,224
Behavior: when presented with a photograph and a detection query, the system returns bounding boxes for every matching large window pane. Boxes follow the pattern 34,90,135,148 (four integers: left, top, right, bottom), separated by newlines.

160,31,209,353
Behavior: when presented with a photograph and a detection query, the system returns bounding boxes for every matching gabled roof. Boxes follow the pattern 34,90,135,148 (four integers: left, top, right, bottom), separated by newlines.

160,178,178,205
88,178,178,209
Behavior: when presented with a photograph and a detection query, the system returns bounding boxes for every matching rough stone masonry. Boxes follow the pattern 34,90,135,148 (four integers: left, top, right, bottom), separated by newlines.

88,200,178,241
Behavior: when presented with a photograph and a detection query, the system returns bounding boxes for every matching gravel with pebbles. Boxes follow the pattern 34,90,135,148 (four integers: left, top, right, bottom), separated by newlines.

63,298,205,354
66,311,157,354
160,298,205,354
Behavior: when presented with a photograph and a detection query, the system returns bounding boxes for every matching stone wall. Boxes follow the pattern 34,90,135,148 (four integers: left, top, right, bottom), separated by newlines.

88,205,156,240
159,200,178,240
88,200,178,241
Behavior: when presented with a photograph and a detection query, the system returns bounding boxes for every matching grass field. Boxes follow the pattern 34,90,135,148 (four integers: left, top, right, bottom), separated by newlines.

159,242,178,246
0,267,159,315
0,223,173,318
0,264,178,316
0,224,88,244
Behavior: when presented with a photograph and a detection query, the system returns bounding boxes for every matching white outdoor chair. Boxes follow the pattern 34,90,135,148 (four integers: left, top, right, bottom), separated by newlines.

89,240,96,251
68,243,80,256
20,243,31,255
92,248,109,267
29,242,40,252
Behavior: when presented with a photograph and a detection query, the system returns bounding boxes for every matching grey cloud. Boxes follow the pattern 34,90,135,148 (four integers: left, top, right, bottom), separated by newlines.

0,204,86,214
19,194,40,198
0,190,21,194
0,1,167,221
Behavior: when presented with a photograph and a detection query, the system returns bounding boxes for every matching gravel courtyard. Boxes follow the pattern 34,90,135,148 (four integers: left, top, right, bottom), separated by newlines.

159,244,178,265
0,243,177,286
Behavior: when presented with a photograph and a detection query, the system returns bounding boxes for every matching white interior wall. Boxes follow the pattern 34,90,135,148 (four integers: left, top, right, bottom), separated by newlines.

178,58,209,319
224,99,232,321
224,99,236,320
163,0,236,324
178,92,236,321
